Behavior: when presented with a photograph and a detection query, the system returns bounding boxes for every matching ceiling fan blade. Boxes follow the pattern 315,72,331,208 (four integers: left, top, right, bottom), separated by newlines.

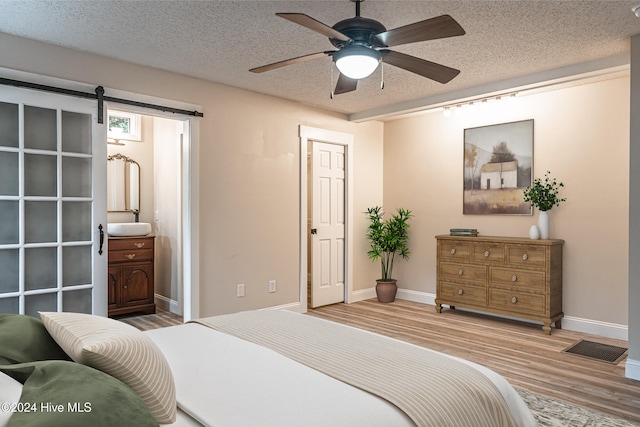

381,50,460,84
276,13,351,42
249,52,329,73
334,73,358,95
376,15,465,47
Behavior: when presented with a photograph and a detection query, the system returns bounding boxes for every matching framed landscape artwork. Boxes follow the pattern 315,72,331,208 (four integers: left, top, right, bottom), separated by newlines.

463,119,533,215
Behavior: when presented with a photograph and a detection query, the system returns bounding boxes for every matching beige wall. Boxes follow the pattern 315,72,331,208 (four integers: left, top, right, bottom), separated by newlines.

383,76,630,326
3,32,629,328
0,33,383,317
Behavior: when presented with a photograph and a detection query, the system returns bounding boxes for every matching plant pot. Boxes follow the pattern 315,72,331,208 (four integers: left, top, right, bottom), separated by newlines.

376,279,398,303
538,210,550,239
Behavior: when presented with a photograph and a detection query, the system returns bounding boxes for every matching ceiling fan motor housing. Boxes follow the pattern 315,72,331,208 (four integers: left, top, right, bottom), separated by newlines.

330,17,387,49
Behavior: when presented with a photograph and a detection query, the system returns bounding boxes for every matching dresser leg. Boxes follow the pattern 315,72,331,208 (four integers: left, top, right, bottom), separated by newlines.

542,322,552,335
435,303,442,313
555,319,562,329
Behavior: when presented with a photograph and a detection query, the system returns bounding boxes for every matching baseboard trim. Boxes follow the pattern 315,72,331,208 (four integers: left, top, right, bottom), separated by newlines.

154,294,180,315
351,287,377,302
397,288,436,305
625,358,640,381
262,302,301,312
561,315,628,341
353,287,628,340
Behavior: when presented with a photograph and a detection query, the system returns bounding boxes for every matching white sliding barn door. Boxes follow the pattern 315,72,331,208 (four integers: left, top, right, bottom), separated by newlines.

310,141,345,308
0,86,107,316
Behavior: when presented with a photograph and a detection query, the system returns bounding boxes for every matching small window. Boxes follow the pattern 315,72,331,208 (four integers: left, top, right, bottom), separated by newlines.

107,110,141,141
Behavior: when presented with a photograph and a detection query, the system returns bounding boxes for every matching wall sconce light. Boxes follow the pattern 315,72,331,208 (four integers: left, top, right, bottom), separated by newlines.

107,138,125,146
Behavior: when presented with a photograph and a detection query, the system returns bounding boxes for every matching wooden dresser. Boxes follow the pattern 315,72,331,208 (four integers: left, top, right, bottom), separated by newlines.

107,236,156,317
435,235,563,334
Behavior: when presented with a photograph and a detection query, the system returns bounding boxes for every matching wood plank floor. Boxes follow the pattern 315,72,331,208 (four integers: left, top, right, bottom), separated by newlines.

307,299,640,424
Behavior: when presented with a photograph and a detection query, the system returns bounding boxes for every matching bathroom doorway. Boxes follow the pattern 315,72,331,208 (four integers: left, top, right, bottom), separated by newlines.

107,110,192,317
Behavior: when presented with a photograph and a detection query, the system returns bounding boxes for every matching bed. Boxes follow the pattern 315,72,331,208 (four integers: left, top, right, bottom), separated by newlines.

0,310,536,427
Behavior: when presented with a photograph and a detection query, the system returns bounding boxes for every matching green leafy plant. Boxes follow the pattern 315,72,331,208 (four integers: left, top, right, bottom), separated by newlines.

365,206,412,280
523,171,566,211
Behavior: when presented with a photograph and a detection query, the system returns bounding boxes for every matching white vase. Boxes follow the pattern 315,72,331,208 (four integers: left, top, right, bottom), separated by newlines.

529,225,540,240
538,210,550,239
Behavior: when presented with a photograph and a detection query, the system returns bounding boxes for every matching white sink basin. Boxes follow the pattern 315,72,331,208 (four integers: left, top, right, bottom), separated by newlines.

107,222,151,237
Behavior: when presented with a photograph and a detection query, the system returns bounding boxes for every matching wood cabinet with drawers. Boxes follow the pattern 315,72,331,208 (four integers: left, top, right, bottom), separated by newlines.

435,235,564,334
108,236,156,317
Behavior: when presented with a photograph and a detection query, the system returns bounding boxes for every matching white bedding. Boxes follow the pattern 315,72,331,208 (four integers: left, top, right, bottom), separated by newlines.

146,312,536,427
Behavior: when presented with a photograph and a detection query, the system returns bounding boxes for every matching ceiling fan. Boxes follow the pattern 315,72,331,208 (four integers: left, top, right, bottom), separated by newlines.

250,0,465,95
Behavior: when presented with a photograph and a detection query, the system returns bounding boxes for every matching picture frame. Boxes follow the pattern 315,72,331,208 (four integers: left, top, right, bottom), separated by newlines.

463,119,533,215
107,110,141,141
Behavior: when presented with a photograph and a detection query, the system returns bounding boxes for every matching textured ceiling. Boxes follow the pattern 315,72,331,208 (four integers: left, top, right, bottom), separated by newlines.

1,1,639,119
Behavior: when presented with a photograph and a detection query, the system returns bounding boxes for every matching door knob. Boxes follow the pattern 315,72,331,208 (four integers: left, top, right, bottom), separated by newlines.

311,228,317,235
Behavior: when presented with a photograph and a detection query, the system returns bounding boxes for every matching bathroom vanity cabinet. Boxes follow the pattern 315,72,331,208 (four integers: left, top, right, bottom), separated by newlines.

107,235,156,317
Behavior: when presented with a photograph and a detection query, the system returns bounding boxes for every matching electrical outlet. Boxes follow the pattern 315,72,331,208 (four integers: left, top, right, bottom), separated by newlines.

268,280,276,293
236,283,245,297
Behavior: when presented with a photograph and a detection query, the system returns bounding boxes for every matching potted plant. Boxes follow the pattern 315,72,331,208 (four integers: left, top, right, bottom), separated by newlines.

365,206,412,302
523,170,566,239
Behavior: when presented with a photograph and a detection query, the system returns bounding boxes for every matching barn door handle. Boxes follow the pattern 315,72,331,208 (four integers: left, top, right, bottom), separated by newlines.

98,224,104,255
311,228,317,235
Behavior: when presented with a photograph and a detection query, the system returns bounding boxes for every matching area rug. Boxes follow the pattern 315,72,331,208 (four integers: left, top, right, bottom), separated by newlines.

517,388,639,427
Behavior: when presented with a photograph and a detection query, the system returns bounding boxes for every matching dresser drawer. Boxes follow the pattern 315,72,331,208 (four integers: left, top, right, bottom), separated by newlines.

506,245,546,268
109,249,154,263
472,243,505,264
439,240,471,261
439,282,487,306
489,288,546,315
490,267,545,290
440,262,487,284
109,238,154,251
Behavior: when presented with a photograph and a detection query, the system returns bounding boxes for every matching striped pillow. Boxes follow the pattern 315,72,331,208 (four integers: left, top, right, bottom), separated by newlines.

39,312,176,424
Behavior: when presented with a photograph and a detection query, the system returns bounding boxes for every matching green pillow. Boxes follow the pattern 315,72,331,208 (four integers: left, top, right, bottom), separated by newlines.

0,361,159,427
0,314,71,363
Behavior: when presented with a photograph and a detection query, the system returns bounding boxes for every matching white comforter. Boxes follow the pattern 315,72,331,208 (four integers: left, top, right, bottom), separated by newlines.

146,312,536,427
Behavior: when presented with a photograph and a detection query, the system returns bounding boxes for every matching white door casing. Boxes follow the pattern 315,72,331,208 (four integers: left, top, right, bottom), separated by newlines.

104,100,200,321
311,141,345,307
299,125,353,313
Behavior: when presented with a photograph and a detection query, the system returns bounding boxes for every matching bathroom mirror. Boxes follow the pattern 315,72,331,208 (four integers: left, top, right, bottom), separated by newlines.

107,153,140,212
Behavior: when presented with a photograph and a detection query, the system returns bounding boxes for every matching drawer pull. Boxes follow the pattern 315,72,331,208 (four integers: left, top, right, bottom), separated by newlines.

134,242,145,248
450,248,456,255
484,250,490,257
458,288,464,295
125,253,136,260
511,296,518,304
511,275,517,282
522,253,528,261
458,269,464,275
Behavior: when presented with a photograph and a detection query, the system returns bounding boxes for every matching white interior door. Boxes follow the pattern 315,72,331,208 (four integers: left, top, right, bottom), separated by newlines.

0,86,107,316
310,141,345,308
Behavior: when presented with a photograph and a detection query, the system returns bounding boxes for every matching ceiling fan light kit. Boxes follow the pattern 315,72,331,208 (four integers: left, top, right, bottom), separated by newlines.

333,45,380,79
250,0,465,95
